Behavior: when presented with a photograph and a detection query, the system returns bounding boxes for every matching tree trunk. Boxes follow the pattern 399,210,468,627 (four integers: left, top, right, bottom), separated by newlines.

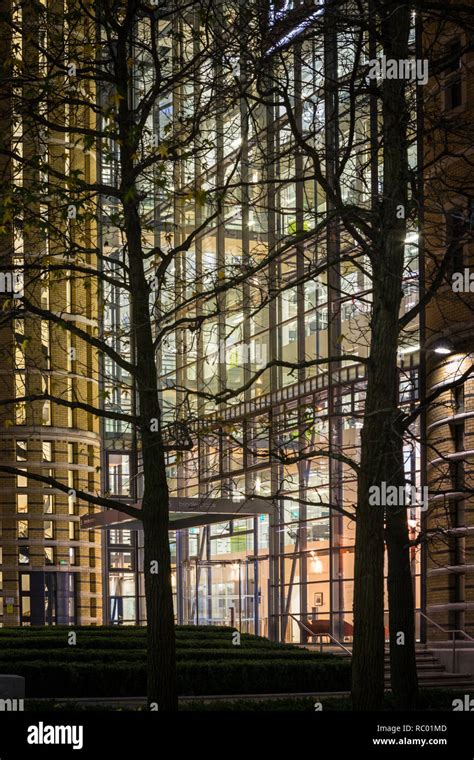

352,377,398,708
142,471,178,711
128,247,179,712
386,504,418,708
379,0,418,710
352,0,418,710
352,454,386,710
114,22,179,712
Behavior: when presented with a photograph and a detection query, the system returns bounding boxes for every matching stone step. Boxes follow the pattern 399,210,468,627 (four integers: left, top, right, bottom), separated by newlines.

385,671,474,688
306,645,474,685
389,678,474,689
385,663,445,672
386,654,442,661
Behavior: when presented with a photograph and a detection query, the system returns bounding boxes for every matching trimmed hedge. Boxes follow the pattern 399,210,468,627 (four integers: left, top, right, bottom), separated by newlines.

175,638,296,650
178,660,351,696
0,632,302,654
0,637,299,651
0,625,347,698
0,625,234,636
0,659,350,698
0,647,333,665
0,636,148,650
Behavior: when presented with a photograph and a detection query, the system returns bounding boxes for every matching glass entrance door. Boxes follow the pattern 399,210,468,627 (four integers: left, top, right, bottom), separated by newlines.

183,559,257,632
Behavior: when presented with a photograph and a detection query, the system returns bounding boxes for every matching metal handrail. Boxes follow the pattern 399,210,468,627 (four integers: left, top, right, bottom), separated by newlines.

285,610,473,673
287,613,352,655
417,610,474,673
418,610,474,640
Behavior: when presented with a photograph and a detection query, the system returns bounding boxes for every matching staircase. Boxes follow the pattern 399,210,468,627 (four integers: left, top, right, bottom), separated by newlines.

384,645,474,689
292,613,474,689
301,642,474,688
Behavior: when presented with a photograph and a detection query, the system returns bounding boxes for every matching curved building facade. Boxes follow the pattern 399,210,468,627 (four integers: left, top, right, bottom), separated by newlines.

0,5,103,626
423,17,474,639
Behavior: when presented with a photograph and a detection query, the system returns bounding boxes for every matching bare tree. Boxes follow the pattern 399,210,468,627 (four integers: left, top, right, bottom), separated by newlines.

0,0,274,710
226,0,474,709
0,0,473,714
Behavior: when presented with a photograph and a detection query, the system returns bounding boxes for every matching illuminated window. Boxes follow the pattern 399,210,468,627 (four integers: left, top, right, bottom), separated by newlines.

42,441,52,462
109,551,133,570
41,320,50,367
15,373,26,424
41,274,49,310
67,379,73,427
16,494,28,513
42,375,51,425
66,278,72,311
16,440,27,461
14,332,25,369
107,453,131,496
43,494,54,514
67,333,75,371
109,528,133,545
21,597,31,619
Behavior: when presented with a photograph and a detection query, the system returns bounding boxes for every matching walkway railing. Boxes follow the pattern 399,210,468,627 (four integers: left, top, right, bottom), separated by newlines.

417,610,474,673
287,611,474,673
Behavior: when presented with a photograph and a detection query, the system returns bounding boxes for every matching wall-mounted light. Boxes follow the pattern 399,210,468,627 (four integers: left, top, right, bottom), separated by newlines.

433,339,454,355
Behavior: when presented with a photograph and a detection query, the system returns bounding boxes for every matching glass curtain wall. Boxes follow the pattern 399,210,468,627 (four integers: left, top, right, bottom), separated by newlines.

101,1,422,641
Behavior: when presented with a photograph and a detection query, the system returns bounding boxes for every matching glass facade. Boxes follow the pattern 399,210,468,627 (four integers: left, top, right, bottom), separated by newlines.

99,3,423,642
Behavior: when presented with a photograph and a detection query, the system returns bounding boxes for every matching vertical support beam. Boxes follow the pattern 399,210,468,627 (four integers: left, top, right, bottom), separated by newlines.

262,33,281,640
324,7,342,641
